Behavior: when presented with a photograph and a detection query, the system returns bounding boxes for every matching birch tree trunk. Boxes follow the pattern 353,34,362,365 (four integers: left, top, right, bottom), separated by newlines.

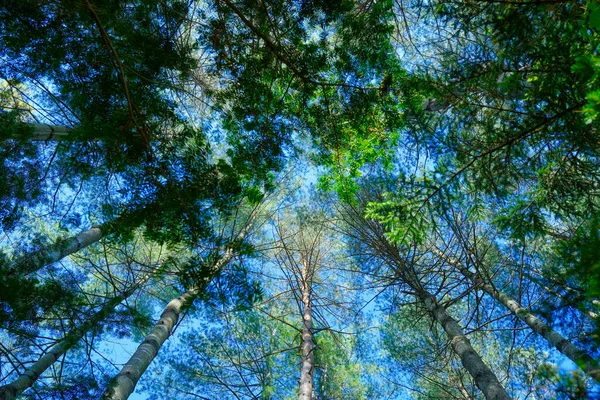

3,123,73,141
99,287,199,400
438,252,600,383
99,236,246,400
0,279,145,400
7,225,107,276
419,291,512,400
28,124,72,141
338,202,510,399
298,257,314,400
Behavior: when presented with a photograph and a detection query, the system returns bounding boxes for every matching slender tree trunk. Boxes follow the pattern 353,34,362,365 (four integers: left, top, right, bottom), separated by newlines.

339,203,509,399
439,252,600,383
0,279,145,400
9,123,102,141
4,123,73,141
7,225,107,276
418,290,512,400
100,239,245,400
28,124,72,141
99,287,199,400
298,257,314,400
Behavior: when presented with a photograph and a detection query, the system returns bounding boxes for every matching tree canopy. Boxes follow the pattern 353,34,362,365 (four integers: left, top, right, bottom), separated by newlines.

1,0,599,399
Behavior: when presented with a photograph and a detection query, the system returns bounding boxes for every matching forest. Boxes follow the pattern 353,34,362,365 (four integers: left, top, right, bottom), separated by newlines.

0,0,599,399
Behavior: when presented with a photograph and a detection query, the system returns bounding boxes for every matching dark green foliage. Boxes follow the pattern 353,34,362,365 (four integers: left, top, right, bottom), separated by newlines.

436,0,600,213
197,0,406,199
363,0,600,248
0,0,195,136
103,303,154,341
202,263,263,311
536,364,589,400
0,0,234,242
179,252,223,290
3,0,600,398
0,113,40,231
557,217,600,343
179,253,263,311
561,218,600,299
36,374,100,400
0,254,79,331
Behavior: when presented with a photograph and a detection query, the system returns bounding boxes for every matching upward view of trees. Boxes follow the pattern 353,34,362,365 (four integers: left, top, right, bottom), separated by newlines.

1,0,599,399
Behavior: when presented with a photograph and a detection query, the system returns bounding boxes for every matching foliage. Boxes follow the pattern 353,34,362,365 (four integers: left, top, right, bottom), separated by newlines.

313,333,369,400
535,364,589,400
1,0,600,399
556,216,600,343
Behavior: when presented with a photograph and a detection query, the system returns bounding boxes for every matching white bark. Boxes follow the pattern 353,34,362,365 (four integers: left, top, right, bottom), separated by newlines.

439,252,600,383
29,124,72,141
100,288,199,400
420,292,512,400
100,237,246,400
7,225,105,276
0,281,143,400
339,204,510,399
494,291,600,382
298,258,314,400
3,123,73,141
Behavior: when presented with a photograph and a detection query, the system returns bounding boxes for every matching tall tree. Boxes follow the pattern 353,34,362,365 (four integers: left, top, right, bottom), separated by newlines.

338,193,511,400
0,271,151,400
0,227,177,399
432,210,600,383
100,199,263,399
3,0,600,398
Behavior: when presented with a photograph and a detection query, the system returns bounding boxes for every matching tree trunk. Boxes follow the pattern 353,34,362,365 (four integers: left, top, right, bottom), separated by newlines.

419,291,512,400
3,123,73,141
99,239,245,400
99,287,199,400
0,280,145,400
339,202,510,399
439,252,600,383
7,225,107,276
298,258,314,400
28,124,72,141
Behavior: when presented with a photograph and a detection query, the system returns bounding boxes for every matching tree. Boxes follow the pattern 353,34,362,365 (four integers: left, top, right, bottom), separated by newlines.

100,198,264,399
3,0,600,398
338,191,511,400
132,188,386,400
431,211,600,383
0,272,150,400
0,227,178,399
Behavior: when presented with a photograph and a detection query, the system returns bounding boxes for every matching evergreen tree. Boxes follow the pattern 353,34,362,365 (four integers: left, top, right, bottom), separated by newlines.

2,1,600,398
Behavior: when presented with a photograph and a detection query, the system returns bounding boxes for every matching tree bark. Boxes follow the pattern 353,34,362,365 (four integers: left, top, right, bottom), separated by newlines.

99,238,246,400
338,202,510,399
439,252,600,383
3,123,73,141
7,124,104,141
7,225,107,276
28,124,72,141
99,287,199,400
0,280,144,400
298,257,314,400
419,291,512,400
